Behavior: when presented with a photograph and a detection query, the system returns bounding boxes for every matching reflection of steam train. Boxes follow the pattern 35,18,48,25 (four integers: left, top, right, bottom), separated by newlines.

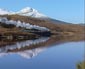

0,32,38,40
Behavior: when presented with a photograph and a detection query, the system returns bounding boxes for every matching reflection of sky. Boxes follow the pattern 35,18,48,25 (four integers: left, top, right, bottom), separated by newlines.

0,41,84,69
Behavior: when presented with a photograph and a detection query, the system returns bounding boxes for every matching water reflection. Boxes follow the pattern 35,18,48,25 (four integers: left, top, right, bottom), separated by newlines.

0,35,84,69
0,35,84,59
0,37,50,59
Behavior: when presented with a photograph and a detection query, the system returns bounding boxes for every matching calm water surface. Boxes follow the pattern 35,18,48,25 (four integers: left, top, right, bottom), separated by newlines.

0,37,84,69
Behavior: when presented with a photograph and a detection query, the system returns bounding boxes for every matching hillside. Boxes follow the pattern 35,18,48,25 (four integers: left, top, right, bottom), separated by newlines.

0,15,84,35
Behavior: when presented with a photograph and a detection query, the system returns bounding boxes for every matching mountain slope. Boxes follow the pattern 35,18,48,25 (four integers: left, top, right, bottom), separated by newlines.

0,15,84,34
0,7,84,38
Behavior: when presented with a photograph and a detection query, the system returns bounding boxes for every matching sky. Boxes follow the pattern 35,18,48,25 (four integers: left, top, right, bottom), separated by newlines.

0,0,84,23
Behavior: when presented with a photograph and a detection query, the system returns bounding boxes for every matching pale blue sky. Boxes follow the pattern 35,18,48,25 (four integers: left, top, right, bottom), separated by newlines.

0,0,84,23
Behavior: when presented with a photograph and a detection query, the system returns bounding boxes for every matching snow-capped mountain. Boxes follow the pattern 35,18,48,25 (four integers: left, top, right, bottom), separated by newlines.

0,7,48,18
0,7,69,24
16,7,48,18
0,8,10,15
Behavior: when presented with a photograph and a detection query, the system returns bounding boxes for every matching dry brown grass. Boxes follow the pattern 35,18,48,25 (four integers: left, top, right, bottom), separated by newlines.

0,15,84,36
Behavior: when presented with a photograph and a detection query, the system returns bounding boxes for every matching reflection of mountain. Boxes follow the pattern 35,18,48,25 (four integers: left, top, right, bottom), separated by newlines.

0,35,84,59
17,47,46,59
0,37,49,59
0,47,46,59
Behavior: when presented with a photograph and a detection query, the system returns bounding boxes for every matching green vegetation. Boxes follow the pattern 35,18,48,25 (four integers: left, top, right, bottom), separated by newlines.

77,61,85,69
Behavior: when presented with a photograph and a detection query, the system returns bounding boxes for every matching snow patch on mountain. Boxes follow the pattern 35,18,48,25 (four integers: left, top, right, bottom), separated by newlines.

16,7,47,18
0,7,48,18
0,8,10,15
